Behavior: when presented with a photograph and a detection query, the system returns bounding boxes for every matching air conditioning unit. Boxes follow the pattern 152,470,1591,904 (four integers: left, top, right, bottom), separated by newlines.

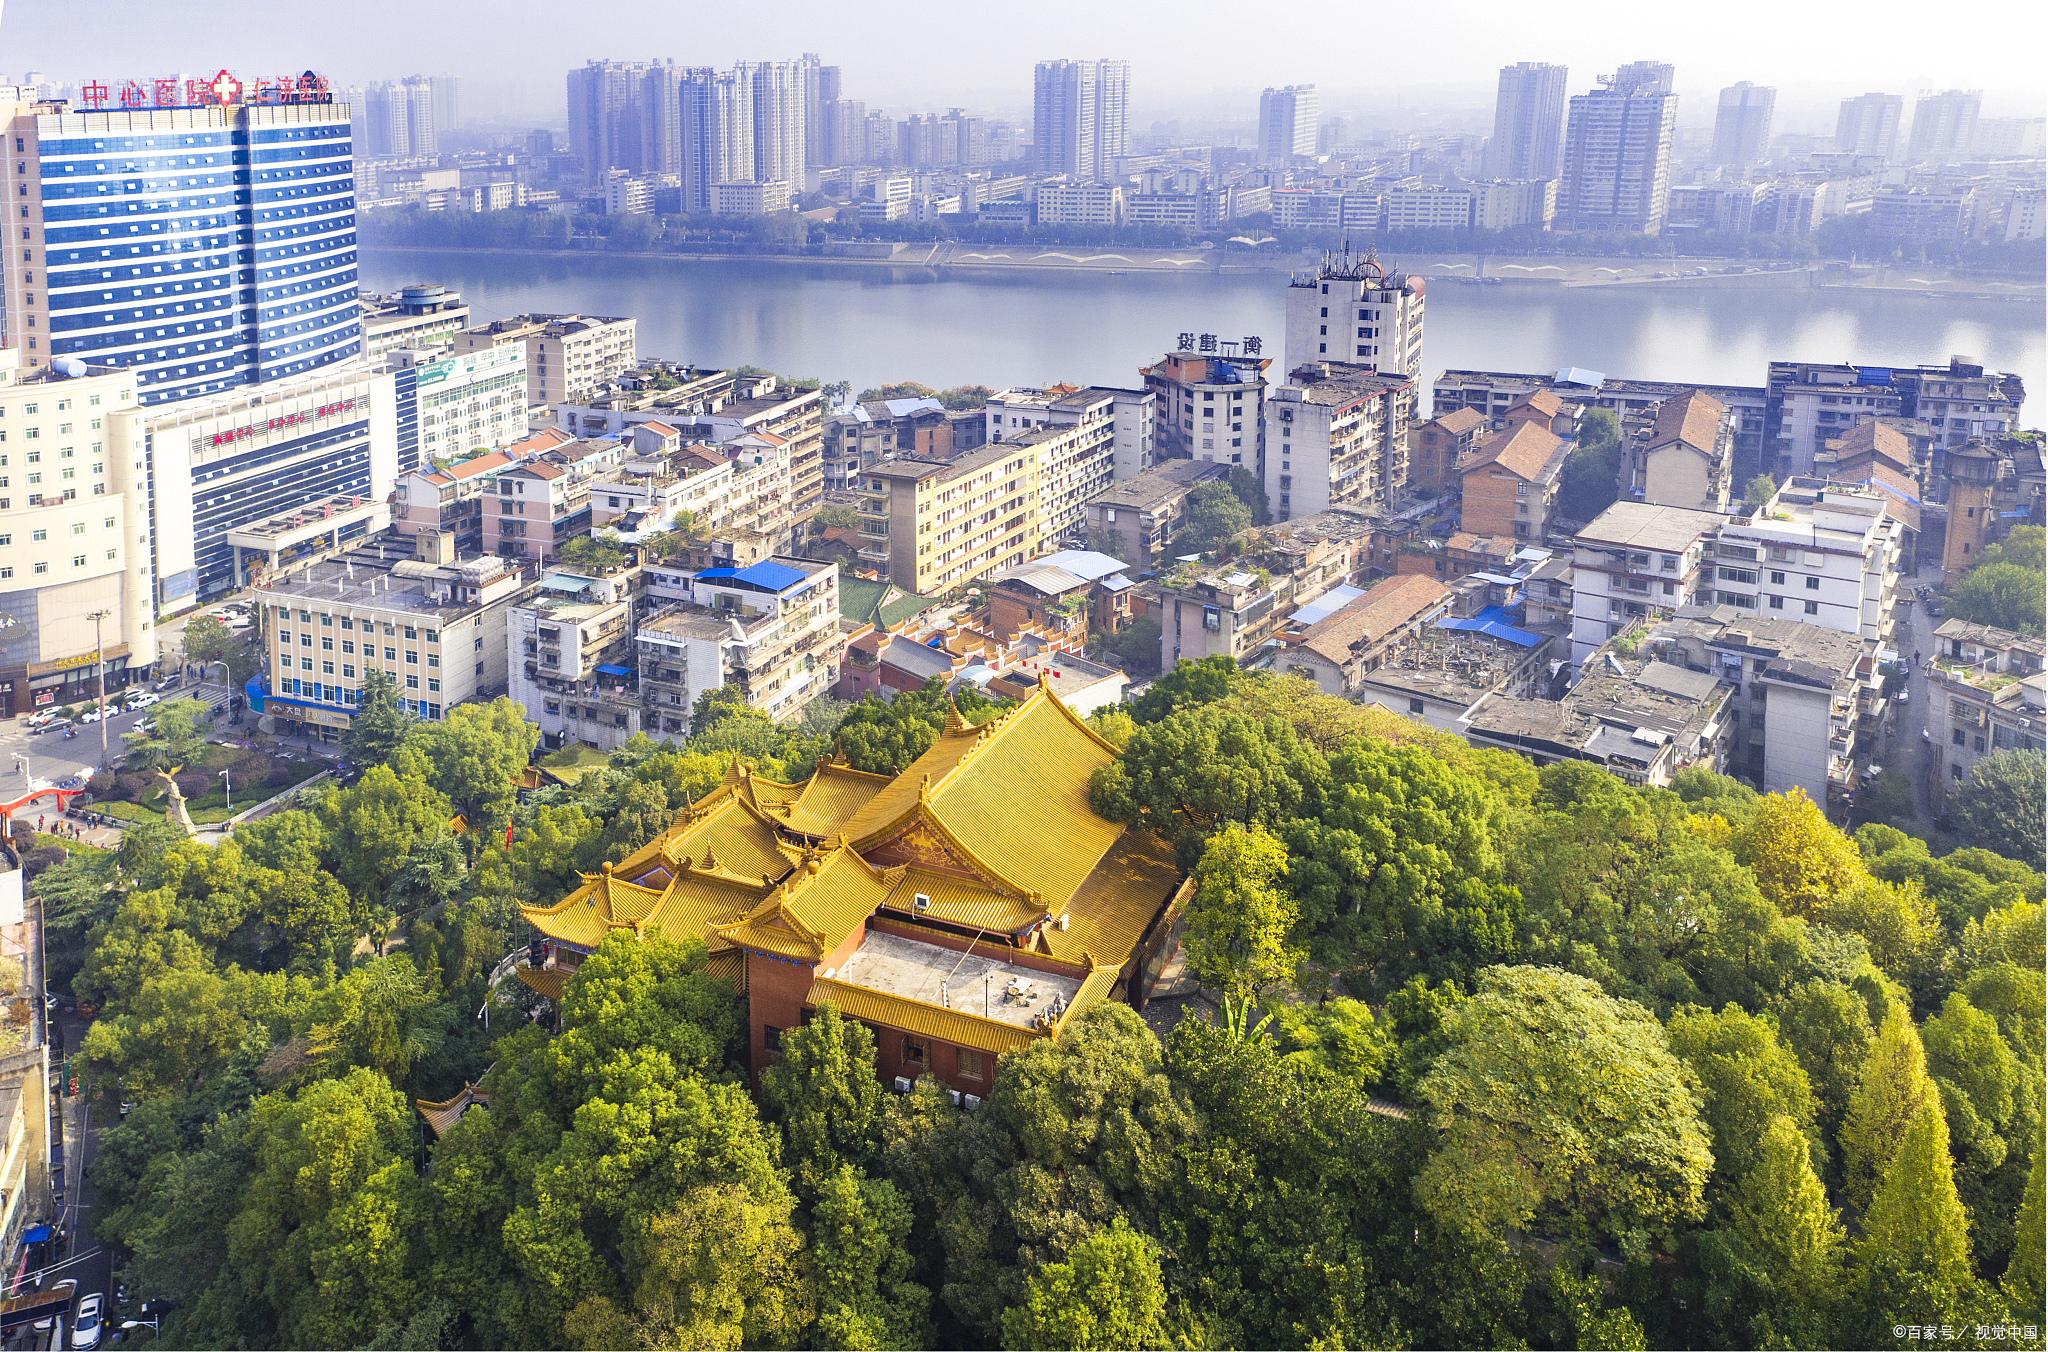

912,893,932,912
949,1089,963,1107
963,1094,983,1111
893,1076,913,1094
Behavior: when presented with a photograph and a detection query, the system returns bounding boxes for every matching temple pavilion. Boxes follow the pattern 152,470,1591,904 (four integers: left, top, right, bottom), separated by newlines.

516,675,1192,1097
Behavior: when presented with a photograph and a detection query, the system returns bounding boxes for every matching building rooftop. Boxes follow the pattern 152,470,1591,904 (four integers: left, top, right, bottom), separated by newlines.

1465,421,1567,481
1427,406,1486,434
1091,459,1229,511
1648,389,1725,452
1278,361,1415,403
1298,574,1450,666
1577,501,1729,552
834,929,1083,1030
257,536,531,618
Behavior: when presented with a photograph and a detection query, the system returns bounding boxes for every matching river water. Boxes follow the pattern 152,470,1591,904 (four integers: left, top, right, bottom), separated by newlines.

361,248,2045,423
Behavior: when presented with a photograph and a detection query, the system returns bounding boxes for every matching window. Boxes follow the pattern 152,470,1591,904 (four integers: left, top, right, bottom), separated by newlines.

1805,576,1820,590
763,1025,783,1052
1803,599,1819,615
406,675,420,689
384,647,396,661
1769,571,1785,585
1408,697,1425,715
902,1037,928,1065
321,636,333,651
342,640,354,654
1768,595,1784,610
958,1048,985,1080
1953,729,1966,746
343,664,355,679
406,650,418,664
30,529,44,542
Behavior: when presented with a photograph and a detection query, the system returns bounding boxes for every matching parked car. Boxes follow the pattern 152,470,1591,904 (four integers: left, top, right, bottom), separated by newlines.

33,719,76,736
79,708,103,724
72,1292,105,1349
132,720,157,737
150,675,181,693
126,691,161,710
24,708,62,729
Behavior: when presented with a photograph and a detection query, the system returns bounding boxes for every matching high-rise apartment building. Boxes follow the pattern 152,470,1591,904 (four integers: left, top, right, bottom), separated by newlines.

642,67,683,177
457,313,636,410
1835,93,1904,159
1256,85,1319,165
1485,62,1567,181
567,59,673,184
0,352,156,716
2,85,362,407
1284,248,1426,379
679,68,753,211
430,74,461,138
1558,61,1679,233
1710,82,1775,168
800,54,838,167
822,97,866,166
1907,89,1982,160
749,61,807,189
1267,362,1416,520
1033,59,1129,180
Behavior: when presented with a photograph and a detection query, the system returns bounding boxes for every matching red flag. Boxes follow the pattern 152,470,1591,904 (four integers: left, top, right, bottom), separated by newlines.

505,821,515,848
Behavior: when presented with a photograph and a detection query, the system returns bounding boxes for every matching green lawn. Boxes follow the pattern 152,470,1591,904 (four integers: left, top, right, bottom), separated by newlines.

95,747,328,826
540,743,611,784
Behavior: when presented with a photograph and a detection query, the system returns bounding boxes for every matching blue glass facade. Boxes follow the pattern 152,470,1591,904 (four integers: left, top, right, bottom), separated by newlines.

34,104,361,407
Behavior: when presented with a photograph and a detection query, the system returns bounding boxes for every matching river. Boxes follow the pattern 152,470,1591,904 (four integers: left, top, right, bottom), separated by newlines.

360,248,2046,423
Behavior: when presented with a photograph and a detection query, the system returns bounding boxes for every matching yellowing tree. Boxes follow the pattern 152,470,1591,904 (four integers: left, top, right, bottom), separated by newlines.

1858,1097,1972,1286
1825,875,1942,983
1727,1114,1846,1309
1738,788,1864,921
1183,824,1299,1003
1839,1004,1937,1210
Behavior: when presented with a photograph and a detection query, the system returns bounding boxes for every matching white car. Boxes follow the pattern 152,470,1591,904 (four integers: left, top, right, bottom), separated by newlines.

72,1292,104,1350
79,708,103,724
126,691,161,710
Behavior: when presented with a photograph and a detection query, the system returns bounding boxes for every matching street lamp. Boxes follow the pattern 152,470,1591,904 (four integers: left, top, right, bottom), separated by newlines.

85,608,113,770
220,769,232,814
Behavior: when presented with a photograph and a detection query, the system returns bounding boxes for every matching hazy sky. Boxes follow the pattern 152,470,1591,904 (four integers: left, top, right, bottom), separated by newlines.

4,0,2043,128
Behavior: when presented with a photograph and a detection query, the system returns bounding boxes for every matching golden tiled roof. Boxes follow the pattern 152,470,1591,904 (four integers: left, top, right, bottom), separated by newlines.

878,867,1044,935
417,1082,488,1137
843,684,1124,908
1055,961,1125,1031
515,966,567,1001
778,761,893,838
807,978,1043,1057
715,845,907,961
704,948,748,990
1039,827,1184,969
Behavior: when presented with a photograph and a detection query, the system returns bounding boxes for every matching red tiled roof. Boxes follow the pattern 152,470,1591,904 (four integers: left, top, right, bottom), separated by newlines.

1465,422,1567,483
1508,389,1565,418
1299,574,1451,666
1648,390,1725,454
1431,406,1485,434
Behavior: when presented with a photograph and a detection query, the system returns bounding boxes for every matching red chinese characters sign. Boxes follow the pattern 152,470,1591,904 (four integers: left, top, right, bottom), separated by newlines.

208,398,359,448
78,70,333,111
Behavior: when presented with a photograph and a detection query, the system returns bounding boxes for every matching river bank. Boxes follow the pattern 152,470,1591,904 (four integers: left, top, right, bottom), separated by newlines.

358,240,2044,300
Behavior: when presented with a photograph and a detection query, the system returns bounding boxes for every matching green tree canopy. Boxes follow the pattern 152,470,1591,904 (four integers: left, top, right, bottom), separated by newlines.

1176,480,1253,554
759,1003,883,1199
1667,1003,1820,1207
999,1219,1168,1352
1181,824,1298,1002
1416,965,1713,1252
341,668,415,769
1954,750,2047,872
1950,561,2046,637
1839,1003,1938,1209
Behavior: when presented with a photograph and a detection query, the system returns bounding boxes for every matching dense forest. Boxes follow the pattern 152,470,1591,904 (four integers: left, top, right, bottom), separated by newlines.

44,662,2048,1350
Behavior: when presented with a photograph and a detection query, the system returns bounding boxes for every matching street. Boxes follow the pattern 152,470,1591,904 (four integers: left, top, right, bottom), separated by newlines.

0,676,234,803
4,1012,113,1352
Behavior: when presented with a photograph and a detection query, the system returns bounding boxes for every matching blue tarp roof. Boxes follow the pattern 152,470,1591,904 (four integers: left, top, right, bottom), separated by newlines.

1435,614,1544,647
1555,366,1605,388
1855,366,1895,386
539,573,592,592
694,560,812,593
595,663,632,676
1290,584,1366,628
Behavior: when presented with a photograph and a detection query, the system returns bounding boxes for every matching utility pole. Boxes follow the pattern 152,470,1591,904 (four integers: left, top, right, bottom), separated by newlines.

85,609,112,770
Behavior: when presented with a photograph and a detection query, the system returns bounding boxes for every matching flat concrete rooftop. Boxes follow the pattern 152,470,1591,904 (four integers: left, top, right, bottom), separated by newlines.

836,929,1082,1029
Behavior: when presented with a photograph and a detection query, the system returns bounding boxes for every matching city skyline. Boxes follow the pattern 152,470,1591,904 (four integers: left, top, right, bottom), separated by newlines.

3,0,2041,125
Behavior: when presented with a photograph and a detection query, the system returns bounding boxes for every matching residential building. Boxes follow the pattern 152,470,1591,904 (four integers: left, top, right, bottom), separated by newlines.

1260,573,1451,697
1621,389,1733,512
714,179,792,216
1435,368,1769,467
1465,646,1731,788
1642,607,1879,813
663,380,824,519
1140,344,1270,466
1268,361,1417,520
391,445,526,556
986,385,1155,482
679,67,754,212
1468,177,1558,229
636,557,842,737
1034,183,1124,226
1666,182,1767,234
109,362,400,608
567,59,674,184
986,549,1136,645
1459,420,1569,541
1033,59,1130,180
1907,89,1981,161
1487,62,1568,181
859,441,1042,594
999,420,1114,552
1709,478,1903,645
516,680,1193,1094
2,86,361,406
1155,509,1379,672
1284,247,1426,378
2006,186,2045,242
1836,93,1904,159
0,354,155,715
509,563,642,750
1710,82,1776,168
252,529,538,739
1939,439,2002,582
383,342,529,465
1351,604,1559,730
554,363,738,440
1382,185,1475,231
485,457,595,563
1924,618,2046,810
1558,61,1679,232
1084,460,1229,565
1269,188,1381,232
365,78,436,157
457,313,637,410
360,285,471,359
1408,407,1486,496
1257,86,1319,165
1764,357,2023,474
1568,500,1726,667
746,61,808,190
0,1038,52,1278
602,173,657,216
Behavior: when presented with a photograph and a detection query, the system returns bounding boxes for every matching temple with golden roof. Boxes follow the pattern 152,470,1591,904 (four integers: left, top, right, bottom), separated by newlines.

516,676,1192,1095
